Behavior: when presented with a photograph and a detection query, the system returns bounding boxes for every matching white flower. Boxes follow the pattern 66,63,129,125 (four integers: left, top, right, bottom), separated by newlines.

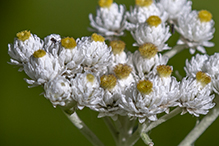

89,3,126,38
76,34,113,75
178,77,215,116
158,0,192,21
204,53,219,78
177,10,215,54
126,2,168,30
23,50,63,85
44,75,72,107
43,34,61,56
8,30,43,71
71,73,103,110
184,54,209,78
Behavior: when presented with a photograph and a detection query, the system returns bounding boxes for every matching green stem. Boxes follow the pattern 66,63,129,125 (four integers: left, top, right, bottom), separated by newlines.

163,44,187,59
179,99,219,146
63,111,105,146
140,132,154,146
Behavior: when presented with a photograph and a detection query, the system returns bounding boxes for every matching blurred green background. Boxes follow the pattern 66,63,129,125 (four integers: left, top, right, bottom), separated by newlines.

1,0,219,145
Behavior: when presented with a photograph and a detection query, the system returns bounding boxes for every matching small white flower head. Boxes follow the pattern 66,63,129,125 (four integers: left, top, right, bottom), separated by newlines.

204,53,219,78
8,30,43,70
71,73,103,110
23,49,63,85
184,53,209,78
132,15,171,51
120,77,180,123
179,76,214,117
133,47,169,78
177,10,215,54
76,33,113,75
89,0,127,38
43,34,61,56
158,0,192,21
44,75,72,107
126,0,168,30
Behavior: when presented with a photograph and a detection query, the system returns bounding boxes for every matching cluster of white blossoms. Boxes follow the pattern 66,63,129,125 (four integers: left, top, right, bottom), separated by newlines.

8,0,217,124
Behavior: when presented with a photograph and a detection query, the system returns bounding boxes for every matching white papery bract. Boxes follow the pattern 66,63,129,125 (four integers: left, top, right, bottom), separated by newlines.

8,33,43,70
184,54,209,78
177,10,215,54
43,34,61,56
44,75,72,107
24,52,63,85
126,2,167,31
89,3,126,38
133,51,169,78
120,76,180,123
131,22,171,51
178,77,215,116
205,53,219,78
76,36,113,76
71,73,103,110
158,0,192,21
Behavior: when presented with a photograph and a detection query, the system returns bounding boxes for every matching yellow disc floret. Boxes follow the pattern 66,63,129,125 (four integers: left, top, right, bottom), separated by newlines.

110,40,126,55
196,71,211,87
135,0,153,7
61,37,77,49
156,65,173,78
114,64,132,79
146,15,162,27
137,80,153,95
100,74,117,90
98,0,113,8
86,74,95,83
91,33,105,42
139,43,158,59
16,30,31,42
198,10,212,23
33,49,46,58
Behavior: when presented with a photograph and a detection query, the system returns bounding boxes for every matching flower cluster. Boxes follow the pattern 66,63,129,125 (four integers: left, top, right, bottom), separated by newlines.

8,0,216,124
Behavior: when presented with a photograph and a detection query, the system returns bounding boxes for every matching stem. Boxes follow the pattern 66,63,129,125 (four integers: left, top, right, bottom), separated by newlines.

140,132,154,146
144,107,182,133
163,44,187,59
179,101,219,146
63,111,105,146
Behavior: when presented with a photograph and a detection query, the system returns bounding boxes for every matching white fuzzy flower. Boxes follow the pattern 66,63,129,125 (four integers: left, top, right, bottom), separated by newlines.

178,77,215,116
71,73,103,110
177,10,215,54
43,34,61,56
89,3,126,38
44,75,72,107
76,34,113,75
158,0,192,21
204,53,219,78
8,30,43,71
23,50,63,85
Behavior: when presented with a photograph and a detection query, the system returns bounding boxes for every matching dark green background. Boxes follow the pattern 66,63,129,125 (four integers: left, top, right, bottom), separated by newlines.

1,0,219,145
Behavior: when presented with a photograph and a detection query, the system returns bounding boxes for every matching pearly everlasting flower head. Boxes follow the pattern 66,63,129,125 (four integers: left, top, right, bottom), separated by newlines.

131,15,171,51
43,34,61,56
44,75,72,107
177,10,215,54
76,33,113,76
89,0,127,39
204,53,219,78
8,30,44,71
126,0,168,31
158,0,192,21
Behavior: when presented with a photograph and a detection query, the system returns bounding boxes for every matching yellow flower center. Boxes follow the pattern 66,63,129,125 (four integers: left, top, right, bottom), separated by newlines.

16,30,31,42
110,40,126,55
91,33,105,42
137,80,153,95
98,0,113,8
196,71,211,87
33,49,46,58
86,74,95,83
198,10,212,22
139,43,158,59
100,74,117,90
146,15,162,27
114,64,132,79
156,65,173,78
61,37,77,49
135,0,153,7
